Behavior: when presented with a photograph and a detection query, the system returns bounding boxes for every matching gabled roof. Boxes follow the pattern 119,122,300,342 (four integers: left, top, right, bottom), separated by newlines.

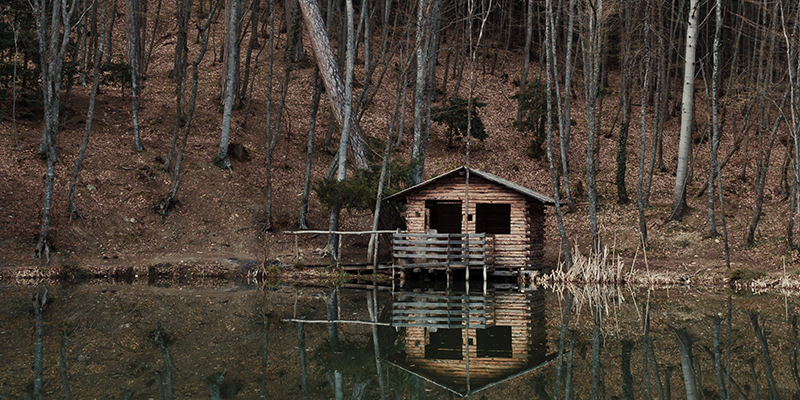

385,166,556,205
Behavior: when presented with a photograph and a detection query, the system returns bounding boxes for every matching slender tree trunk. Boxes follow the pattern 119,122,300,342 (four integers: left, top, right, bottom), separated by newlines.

517,0,534,124
33,0,82,260
298,0,369,170
220,0,242,109
670,0,700,221
162,0,191,171
214,0,242,169
128,0,144,151
327,0,355,256
638,0,651,246
299,70,322,230
69,1,109,220
581,0,603,253
158,0,220,218
238,0,261,102
707,0,723,236
265,0,300,231
410,0,429,184
545,0,571,269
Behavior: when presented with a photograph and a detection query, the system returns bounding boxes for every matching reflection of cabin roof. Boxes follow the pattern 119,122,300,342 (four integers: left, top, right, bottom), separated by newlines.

385,353,557,397
385,166,556,205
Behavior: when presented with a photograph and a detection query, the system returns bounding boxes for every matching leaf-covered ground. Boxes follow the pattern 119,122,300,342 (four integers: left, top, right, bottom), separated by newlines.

0,5,796,284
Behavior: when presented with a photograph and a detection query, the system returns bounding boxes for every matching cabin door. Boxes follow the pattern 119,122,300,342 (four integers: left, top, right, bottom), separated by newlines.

425,200,462,234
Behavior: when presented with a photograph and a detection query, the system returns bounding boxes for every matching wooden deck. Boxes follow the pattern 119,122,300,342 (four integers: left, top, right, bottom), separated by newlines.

392,232,494,270
391,292,490,328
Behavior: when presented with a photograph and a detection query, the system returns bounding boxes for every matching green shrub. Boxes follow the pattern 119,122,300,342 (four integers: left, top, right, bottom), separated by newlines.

431,95,487,148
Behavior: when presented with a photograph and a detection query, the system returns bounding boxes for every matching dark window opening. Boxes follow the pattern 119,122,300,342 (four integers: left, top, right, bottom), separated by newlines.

477,326,513,358
425,328,463,359
475,203,511,234
426,201,462,234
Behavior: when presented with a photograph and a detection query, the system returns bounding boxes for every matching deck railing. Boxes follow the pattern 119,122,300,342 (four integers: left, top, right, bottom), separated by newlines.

392,232,494,269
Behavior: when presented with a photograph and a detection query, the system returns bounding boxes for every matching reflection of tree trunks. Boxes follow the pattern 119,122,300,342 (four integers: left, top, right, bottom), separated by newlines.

641,300,654,400
206,372,224,400
367,291,387,399
32,288,47,400
748,358,760,399
665,366,673,400
791,315,800,394
60,327,73,400
591,306,603,400
648,341,665,400
673,327,698,400
297,321,308,399
712,318,727,400
327,289,339,350
621,340,634,400
700,344,749,400
565,330,576,400
553,292,573,400
750,313,780,399
152,324,175,400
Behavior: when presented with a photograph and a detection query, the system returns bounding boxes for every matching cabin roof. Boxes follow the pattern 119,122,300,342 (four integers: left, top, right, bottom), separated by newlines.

385,166,556,205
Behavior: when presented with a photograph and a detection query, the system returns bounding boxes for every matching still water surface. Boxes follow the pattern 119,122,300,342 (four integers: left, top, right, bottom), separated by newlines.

0,280,798,399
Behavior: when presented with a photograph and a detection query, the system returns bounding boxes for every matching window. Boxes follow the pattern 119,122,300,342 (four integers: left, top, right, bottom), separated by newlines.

425,200,462,234
425,328,463,359
475,203,511,234
477,326,512,358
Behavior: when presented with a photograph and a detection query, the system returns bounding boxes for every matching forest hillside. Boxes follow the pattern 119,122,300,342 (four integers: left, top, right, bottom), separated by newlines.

1,0,798,280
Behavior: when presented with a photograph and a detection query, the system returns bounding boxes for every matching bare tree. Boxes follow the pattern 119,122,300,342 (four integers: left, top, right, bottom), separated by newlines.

158,0,221,217
580,0,604,253
32,0,85,260
214,0,243,169
670,0,701,221
327,0,356,256
69,0,110,220
128,0,145,151
298,0,369,171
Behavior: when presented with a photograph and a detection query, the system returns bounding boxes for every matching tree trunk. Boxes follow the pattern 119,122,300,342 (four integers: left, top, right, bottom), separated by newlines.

707,0,723,236
220,0,242,110
299,70,322,230
581,0,603,253
239,0,261,102
32,0,82,260
411,0,429,184
670,0,700,221
298,0,369,171
545,0,571,270
128,0,145,151
327,0,355,256
517,0,533,124
158,0,219,219
637,0,651,246
214,0,242,169
162,0,191,171
69,1,109,220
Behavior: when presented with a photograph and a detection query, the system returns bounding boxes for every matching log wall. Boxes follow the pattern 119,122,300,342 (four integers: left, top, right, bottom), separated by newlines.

403,174,546,268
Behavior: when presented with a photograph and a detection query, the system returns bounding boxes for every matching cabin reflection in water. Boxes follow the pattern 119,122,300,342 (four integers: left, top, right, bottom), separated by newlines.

382,283,555,397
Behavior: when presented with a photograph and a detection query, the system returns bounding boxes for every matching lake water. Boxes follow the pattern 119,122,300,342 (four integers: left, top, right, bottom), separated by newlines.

0,279,798,399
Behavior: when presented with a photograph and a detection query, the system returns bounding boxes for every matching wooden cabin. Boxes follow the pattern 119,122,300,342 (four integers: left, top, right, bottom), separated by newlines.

382,288,553,396
385,166,556,276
